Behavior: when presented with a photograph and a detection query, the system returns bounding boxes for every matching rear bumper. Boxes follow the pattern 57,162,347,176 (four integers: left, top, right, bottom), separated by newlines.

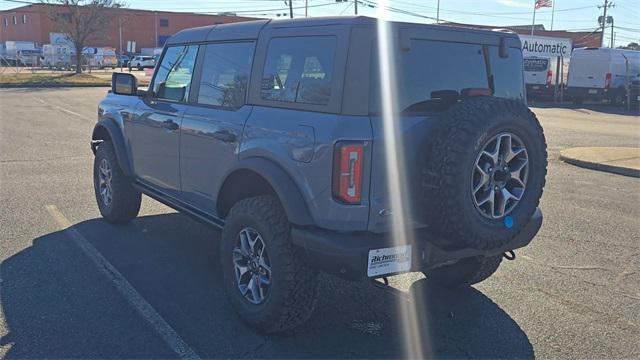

565,86,611,100
292,208,543,281
526,84,554,97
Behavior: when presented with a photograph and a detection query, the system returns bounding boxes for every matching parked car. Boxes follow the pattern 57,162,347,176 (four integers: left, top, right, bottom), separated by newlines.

92,16,547,333
117,54,129,67
128,55,155,70
566,47,640,105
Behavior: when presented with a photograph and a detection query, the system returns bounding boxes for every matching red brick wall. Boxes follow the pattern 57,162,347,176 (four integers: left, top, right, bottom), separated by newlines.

0,4,257,51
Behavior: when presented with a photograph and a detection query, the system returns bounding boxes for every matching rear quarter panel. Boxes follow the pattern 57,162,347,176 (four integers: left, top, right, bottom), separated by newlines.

241,107,373,231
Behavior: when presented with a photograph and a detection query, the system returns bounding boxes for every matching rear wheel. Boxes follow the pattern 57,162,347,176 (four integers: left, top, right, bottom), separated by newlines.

93,141,141,223
221,195,319,333
425,255,503,288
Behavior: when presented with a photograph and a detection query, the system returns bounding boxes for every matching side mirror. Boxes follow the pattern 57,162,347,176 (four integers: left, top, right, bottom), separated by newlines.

112,72,137,96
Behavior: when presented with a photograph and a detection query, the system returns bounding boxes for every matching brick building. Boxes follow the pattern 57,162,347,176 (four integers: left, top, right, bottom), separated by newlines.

0,4,256,52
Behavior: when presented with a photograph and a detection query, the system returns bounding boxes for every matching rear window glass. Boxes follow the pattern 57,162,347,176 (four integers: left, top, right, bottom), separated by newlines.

260,36,336,106
197,42,254,108
524,58,549,72
370,39,524,114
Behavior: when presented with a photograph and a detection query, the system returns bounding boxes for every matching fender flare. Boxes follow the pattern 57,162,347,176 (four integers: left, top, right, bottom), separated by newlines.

219,157,314,226
91,119,134,177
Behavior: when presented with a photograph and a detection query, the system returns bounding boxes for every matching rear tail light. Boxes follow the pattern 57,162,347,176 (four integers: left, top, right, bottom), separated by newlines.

333,142,364,204
546,70,553,86
605,73,612,89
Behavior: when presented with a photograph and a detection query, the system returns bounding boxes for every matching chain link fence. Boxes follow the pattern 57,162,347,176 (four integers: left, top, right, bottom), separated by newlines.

0,53,123,74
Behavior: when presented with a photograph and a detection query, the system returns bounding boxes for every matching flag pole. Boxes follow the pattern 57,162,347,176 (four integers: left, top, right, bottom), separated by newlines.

550,0,556,30
531,0,537,36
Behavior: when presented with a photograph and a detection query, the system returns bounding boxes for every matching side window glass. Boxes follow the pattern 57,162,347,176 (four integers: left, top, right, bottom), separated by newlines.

197,42,255,108
152,45,199,102
261,36,336,105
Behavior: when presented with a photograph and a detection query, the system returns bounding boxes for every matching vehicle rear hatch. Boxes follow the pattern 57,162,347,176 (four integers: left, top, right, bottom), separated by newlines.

567,48,610,89
366,26,525,233
524,57,550,85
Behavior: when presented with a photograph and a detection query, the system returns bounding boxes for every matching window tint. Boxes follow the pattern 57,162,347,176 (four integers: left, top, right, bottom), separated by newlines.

371,40,524,113
261,36,336,105
197,42,254,108
490,47,524,100
152,45,199,102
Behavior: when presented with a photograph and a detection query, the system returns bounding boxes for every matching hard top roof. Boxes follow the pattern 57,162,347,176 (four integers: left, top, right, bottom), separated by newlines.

166,15,519,45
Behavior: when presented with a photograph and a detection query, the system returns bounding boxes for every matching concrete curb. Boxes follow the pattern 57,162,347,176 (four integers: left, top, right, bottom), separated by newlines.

0,83,110,88
560,148,640,178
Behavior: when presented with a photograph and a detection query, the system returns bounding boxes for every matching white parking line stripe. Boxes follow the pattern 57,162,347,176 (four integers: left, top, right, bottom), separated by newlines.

45,205,201,359
33,97,90,121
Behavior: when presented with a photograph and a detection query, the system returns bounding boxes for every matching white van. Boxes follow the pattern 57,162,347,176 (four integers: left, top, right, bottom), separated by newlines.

524,56,558,100
566,47,640,105
42,44,71,69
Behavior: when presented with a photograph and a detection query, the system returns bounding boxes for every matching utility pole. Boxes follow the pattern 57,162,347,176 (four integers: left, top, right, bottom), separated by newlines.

598,0,614,47
354,0,358,15
305,0,308,17
436,0,440,23
610,17,615,47
288,0,293,18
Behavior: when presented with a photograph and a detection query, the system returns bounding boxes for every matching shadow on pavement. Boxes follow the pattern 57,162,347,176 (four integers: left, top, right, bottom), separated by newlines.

1,213,533,359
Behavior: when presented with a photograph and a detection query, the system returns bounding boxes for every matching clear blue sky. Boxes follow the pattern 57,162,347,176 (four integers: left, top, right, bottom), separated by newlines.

1,0,638,46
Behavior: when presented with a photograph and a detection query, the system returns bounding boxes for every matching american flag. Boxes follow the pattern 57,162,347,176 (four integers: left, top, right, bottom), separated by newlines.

535,0,553,9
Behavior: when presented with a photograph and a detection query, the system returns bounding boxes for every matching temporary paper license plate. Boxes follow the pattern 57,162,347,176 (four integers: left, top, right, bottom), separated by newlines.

367,245,412,277
588,89,598,94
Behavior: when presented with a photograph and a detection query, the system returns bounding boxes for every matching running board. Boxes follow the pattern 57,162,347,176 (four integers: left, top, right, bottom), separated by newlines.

132,182,225,229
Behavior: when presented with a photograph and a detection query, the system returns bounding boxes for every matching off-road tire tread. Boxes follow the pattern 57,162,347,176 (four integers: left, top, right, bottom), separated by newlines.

94,141,141,223
222,195,319,333
420,97,547,250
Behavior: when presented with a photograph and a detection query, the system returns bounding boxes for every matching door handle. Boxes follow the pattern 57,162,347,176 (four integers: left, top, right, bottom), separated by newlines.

162,119,179,131
212,130,237,143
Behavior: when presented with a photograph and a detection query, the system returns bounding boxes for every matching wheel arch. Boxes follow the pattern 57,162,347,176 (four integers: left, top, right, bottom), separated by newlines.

217,158,314,226
91,119,134,177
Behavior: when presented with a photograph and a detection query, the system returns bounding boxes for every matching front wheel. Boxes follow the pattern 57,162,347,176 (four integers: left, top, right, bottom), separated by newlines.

425,255,503,288
221,195,319,333
93,141,141,223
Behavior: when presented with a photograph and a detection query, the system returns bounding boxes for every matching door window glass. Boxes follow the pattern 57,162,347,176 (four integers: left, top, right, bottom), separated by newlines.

261,36,336,105
152,45,199,102
197,42,255,108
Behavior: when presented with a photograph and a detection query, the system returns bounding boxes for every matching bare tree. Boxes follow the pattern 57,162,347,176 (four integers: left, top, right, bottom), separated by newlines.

43,0,124,73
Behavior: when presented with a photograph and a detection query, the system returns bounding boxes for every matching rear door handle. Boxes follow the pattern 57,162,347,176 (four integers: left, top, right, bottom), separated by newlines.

212,130,237,143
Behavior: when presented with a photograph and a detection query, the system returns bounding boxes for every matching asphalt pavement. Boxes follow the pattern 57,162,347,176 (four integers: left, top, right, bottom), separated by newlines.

0,88,638,358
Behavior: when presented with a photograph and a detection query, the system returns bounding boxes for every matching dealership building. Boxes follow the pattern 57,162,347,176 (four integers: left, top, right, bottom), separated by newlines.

0,4,255,52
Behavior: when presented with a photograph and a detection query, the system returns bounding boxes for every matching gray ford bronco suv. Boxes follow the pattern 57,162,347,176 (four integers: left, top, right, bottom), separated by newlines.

92,16,547,333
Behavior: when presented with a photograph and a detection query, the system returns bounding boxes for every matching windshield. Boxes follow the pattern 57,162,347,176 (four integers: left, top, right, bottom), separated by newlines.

370,40,524,114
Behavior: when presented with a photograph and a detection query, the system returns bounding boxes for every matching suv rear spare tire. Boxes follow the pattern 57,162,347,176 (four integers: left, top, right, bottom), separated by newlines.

420,97,547,250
